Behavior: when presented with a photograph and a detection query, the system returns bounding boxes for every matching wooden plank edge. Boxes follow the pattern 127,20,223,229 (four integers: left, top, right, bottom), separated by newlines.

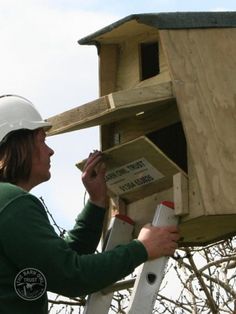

47,81,174,136
173,172,189,216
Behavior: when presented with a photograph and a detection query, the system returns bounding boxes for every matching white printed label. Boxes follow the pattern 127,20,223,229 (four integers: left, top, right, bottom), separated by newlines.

105,158,164,195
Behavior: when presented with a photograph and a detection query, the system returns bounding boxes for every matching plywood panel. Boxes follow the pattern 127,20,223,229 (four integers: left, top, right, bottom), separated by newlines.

99,44,119,96
78,136,184,174
104,102,179,148
94,20,156,44
47,97,109,135
47,82,174,136
116,37,140,90
180,215,236,246
160,28,236,215
77,136,185,203
127,188,173,236
110,81,173,109
116,31,171,91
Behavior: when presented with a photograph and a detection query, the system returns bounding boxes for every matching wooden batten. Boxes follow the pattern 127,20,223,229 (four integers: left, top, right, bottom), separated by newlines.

47,81,174,136
99,44,119,150
173,172,189,216
160,28,236,216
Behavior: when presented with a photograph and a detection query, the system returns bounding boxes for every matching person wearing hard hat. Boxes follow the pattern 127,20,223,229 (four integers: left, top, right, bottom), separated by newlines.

0,95,180,314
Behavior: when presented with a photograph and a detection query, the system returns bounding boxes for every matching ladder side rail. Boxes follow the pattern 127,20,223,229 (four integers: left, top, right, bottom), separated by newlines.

83,214,135,314
127,202,178,314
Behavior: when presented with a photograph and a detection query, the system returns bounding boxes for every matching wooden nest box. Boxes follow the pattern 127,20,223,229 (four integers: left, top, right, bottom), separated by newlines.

48,12,236,246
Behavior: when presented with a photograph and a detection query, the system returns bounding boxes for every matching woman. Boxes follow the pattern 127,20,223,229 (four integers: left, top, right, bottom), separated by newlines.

0,95,179,313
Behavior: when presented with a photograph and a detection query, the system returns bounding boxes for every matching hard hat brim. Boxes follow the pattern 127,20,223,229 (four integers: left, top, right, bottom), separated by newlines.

0,120,52,143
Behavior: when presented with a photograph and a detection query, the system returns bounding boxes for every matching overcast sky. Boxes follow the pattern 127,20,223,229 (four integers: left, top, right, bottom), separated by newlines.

0,0,235,229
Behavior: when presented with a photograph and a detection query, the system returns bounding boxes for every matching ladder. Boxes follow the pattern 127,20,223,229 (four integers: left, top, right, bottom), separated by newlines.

83,213,135,314
83,201,178,314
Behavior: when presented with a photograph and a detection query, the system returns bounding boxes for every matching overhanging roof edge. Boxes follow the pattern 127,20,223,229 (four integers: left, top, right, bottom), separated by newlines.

78,11,236,46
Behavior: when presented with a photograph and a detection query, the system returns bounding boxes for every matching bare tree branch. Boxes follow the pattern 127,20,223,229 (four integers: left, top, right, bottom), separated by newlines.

185,248,219,313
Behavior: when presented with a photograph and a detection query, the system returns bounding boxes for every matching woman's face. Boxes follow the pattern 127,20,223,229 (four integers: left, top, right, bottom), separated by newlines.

30,128,54,188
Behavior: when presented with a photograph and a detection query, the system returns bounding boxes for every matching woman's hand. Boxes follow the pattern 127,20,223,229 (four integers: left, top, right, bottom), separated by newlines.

81,150,107,208
138,224,180,260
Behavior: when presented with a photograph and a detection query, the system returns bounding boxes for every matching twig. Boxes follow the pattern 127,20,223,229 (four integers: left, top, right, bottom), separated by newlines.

39,197,66,237
48,298,86,306
185,248,219,313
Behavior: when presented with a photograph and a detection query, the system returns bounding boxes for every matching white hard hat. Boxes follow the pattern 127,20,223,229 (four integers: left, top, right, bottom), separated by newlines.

0,95,51,143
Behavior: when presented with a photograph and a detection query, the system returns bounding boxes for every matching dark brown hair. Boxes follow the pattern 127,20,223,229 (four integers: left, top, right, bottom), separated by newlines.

0,129,37,184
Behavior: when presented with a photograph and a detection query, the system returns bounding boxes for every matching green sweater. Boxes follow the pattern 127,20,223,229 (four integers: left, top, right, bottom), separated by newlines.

0,183,147,314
